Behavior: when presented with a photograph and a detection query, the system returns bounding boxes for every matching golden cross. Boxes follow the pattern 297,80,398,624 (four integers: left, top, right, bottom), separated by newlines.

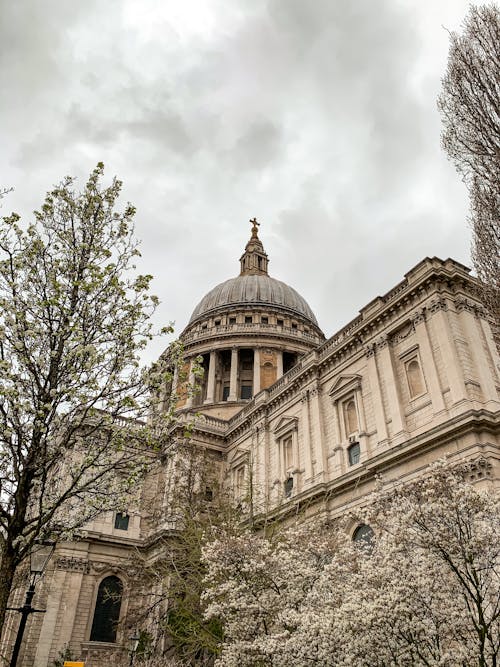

250,217,260,235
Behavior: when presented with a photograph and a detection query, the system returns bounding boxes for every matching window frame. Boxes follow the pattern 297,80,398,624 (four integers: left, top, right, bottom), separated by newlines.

404,353,427,400
114,512,129,531
89,575,124,644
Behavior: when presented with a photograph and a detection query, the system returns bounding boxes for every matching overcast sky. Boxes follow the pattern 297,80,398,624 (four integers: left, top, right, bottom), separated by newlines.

1,0,473,363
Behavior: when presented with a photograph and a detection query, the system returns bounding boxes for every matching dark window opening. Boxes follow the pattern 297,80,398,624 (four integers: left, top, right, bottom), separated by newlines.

90,576,123,643
245,316,253,324
284,477,293,497
205,487,213,502
353,524,375,551
348,442,360,466
240,349,253,371
283,352,297,373
229,317,237,324
201,323,207,330
114,513,129,531
240,385,252,400
277,318,284,326
261,316,268,324
214,319,221,326
222,385,230,401
291,322,298,330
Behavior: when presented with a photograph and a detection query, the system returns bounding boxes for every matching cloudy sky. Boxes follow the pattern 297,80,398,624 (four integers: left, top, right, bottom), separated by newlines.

1,0,473,363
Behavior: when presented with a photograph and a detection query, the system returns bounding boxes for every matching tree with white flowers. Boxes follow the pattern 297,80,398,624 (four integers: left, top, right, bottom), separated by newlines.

0,164,176,635
203,460,500,666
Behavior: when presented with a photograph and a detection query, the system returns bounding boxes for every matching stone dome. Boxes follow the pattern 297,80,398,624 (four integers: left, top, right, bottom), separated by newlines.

188,273,319,326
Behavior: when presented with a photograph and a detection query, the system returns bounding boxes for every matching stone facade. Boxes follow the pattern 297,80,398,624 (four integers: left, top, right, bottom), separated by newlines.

3,227,499,666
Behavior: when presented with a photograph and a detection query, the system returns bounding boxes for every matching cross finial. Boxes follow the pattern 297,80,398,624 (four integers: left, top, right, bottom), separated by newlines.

250,217,260,238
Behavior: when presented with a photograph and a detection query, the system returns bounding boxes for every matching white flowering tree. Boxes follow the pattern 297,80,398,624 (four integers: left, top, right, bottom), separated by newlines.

203,460,500,666
0,164,175,634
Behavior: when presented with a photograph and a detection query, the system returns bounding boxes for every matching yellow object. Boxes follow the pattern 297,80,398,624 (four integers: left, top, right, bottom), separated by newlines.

63,662,85,667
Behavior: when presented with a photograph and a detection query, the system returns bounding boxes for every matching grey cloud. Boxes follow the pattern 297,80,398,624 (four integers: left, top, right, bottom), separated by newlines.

0,0,473,357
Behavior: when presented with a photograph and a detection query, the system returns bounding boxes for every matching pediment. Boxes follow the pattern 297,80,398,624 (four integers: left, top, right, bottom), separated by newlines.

273,415,299,437
328,374,362,400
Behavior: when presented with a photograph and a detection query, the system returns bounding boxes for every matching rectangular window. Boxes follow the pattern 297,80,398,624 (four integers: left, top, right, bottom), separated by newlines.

284,477,293,497
240,385,252,399
222,385,230,401
245,316,253,324
277,318,284,326
348,442,360,466
291,322,298,330
261,316,269,324
229,317,236,324
114,512,129,530
214,319,221,326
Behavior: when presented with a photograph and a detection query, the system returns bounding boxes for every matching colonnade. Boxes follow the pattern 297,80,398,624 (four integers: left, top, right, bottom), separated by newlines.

185,347,285,407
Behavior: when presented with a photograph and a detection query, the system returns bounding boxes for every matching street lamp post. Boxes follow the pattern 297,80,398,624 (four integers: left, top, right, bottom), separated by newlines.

128,630,140,667
7,541,55,667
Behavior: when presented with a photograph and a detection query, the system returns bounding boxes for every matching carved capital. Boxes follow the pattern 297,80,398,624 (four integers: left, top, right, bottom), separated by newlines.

376,335,389,350
410,309,426,326
428,297,447,314
365,343,376,358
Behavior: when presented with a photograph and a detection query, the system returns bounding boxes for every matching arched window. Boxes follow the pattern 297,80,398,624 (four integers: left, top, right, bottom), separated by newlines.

90,575,123,643
406,358,425,398
352,524,375,550
344,399,358,435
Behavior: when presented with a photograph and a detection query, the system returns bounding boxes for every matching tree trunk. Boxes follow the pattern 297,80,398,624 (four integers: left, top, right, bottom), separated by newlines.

0,546,17,643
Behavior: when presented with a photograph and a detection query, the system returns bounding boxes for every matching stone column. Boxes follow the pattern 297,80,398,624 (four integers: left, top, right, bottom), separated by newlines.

366,345,388,446
310,383,326,480
459,304,498,405
430,301,467,406
276,350,284,378
228,347,238,401
253,347,261,396
186,358,195,409
301,390,313,483
412,310,445,413
204,351,217,404
376,336,406,438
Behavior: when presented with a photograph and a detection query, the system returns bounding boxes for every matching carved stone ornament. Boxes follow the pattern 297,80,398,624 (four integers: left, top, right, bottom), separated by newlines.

88,560,120,574
365,343,376,358
375,334,389,350
428,297,447,314
455,298,486,318
410,309,426,326
55,556,90,574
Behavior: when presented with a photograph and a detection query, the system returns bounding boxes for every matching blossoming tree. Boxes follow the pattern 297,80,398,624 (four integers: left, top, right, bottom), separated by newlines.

0,165,174,635
203,460,500,666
